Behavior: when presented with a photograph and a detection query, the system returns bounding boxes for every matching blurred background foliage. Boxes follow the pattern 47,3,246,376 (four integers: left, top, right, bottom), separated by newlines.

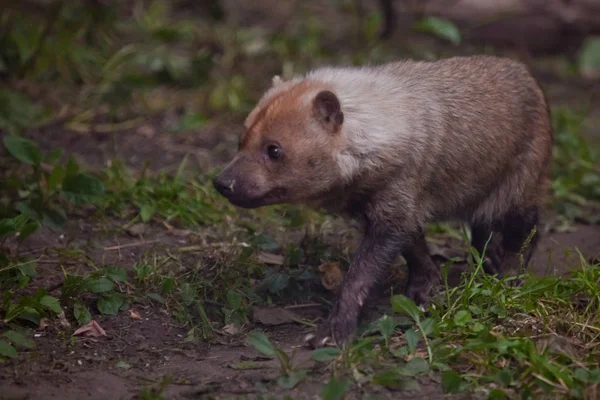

0,0,599,230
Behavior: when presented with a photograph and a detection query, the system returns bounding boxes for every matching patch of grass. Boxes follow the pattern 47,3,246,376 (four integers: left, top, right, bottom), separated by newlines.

426,259,600,398
247,330,308,389
99,158,232,227
1,133,105,232
295,250,600,398
551,106,600,221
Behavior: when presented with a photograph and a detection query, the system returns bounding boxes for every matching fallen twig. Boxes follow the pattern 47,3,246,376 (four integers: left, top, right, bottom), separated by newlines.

103,239,160,251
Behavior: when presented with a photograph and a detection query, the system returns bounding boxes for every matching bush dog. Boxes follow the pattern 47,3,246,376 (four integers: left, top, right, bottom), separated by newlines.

213,56,553,348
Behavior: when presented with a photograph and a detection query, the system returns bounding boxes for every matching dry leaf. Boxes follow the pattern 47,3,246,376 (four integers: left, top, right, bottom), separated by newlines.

163,221,192,237
318,262,343,294
136,124,156,138
172,229,192,237
258,252,284,265
73,320,107,337
252,307,301,326
129,310,141,320
126,223,147,237
57,310,71,329
223,323,240,335
39,318,51,330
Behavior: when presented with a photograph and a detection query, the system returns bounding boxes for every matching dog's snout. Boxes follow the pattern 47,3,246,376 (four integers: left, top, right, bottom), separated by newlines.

213,174,233,196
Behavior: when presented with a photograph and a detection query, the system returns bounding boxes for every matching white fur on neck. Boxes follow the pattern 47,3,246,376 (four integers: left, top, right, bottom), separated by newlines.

305,65,415,182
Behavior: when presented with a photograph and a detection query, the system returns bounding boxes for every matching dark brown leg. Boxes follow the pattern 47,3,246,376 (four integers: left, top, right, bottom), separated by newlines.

403,233,441,306
307,224,410,348
499,206,540,276
470,223,504,275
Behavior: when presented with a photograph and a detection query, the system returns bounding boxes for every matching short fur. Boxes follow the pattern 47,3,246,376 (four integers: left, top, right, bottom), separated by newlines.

213,55,553,348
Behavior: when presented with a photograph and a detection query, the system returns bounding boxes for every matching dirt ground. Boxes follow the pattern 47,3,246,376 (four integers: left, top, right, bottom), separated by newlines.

2,1,600,399
1,215,599,400
1,216,598,400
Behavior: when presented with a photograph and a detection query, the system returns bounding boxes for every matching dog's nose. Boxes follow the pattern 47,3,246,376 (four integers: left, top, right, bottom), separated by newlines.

213,175,233,196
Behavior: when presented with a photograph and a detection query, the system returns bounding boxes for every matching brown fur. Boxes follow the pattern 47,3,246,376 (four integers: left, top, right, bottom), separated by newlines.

213,55,554,348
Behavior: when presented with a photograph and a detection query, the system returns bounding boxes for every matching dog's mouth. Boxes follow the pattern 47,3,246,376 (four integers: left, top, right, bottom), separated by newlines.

222,187,288,209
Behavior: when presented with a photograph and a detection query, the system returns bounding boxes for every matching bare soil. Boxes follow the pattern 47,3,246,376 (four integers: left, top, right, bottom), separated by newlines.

1,217,599,400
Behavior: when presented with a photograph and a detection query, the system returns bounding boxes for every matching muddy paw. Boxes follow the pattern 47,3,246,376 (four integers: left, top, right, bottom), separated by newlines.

404,284,431,308
304,312,357,349
404,274,441,308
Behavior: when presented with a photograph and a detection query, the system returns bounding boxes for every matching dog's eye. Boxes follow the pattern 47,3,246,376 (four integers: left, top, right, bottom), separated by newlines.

267,145,281,160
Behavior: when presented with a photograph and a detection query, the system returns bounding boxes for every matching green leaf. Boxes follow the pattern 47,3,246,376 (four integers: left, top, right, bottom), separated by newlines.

403,357,429,376
3,135,42,166
321,376,350,400
83,277,114,293
495,369,513,386
73,302,91,325
414,16,461,45
140,203,155,223
147,293,165,303
39,295,61,313
588,368,600,383
102,266,128,282
264,273,290,294
3,330,35,349
488,389,508,399
441,369,462,394
379,314,395,342
472,322,486,333
277,370,307,389
405,328,418,354
251,234,280,251
247,331,276,356
16,308,41,325
420,318,437,336
453,310,472,327
18,222,39,241
0,218,17,237
135,264,154,280
179,282,196,306
0,341,18,359
312,347,342,361
41,205,67,230
48,165,65,192
0,214,28,237
161,276,175,294
97,293,125,316
62,172,105,204
226,289,242,309
18,263,37,279
286,246,304,265
391,295,421,321
372,369,403,389
65,156,79,176
574,368,590,382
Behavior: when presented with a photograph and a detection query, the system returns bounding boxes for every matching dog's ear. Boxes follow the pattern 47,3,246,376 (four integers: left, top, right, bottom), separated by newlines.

313,90,344,133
